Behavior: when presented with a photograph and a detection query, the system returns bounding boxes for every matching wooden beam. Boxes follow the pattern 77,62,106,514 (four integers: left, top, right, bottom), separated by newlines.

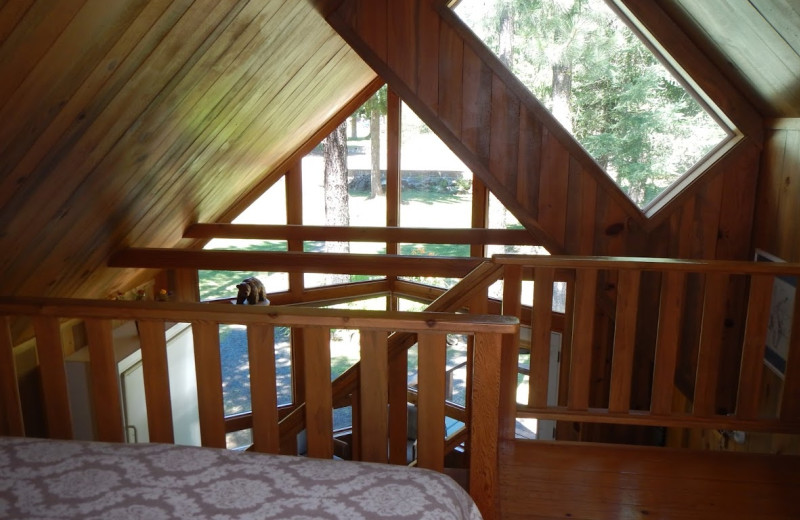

184,223,537,245
109,248,484,278
493,254,800,275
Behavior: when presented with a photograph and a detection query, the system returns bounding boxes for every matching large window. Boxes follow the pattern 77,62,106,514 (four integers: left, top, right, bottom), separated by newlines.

454,0,732,210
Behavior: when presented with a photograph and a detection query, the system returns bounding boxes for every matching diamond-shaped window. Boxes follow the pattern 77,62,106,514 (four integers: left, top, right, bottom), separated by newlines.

452,0,732,211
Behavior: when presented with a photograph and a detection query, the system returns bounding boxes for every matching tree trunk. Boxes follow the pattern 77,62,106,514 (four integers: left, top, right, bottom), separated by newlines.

497,0,514,68
349,114,358,138
551,62,573,132
323,120,350,259
369,108,383,199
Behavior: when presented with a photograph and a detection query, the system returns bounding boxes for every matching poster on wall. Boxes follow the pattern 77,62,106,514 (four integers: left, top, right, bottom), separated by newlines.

755,249,796,378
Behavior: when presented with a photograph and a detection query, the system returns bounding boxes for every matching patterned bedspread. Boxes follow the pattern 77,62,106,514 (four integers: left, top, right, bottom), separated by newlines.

0,437,482,519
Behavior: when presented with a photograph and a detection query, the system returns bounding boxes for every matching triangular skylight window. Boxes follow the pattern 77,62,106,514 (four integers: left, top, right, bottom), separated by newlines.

453,0,732,210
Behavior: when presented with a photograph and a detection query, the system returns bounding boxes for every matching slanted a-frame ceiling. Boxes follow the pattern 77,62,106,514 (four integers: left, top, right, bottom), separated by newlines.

0,0,376,303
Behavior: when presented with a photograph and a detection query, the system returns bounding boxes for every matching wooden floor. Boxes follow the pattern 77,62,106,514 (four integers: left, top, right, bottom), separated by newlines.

498,440,800,520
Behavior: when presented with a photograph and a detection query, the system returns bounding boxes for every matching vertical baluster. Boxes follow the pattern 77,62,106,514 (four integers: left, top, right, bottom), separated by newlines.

417,332,446,472
500,264,522,439
33,316,72,439
0,316,25,436
608,269,641,414
192,321,226,448
737,274,773,419
248,323,279,454
529,267,554,408
85,319,124,442
471,331,503,520
780,288,800,422
651,271,686,415
360,329,388,463
568,269,597,410
388,333,408,465
137,320,174,444
304,326,333,459
466,293,489,462
694,273,729,417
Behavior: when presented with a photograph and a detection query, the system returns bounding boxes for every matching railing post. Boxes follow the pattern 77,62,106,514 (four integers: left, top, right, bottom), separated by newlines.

0,316,24,436
192,320,226,448
137,320,175,444
530,267,555,408
248,323,279,454
32,316,72,440
85,319,124,442
471,331,503,520
303,326,333,459
417,332,446,472
359,329,389,463
608,269,641,413
500,264,522,440
737,275,773,419
651,271,686,415
568,269,597,410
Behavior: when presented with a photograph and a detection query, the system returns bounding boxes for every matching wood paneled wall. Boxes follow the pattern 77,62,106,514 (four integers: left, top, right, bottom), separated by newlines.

326,0,762,262
744,121,800,454
755,123,800,263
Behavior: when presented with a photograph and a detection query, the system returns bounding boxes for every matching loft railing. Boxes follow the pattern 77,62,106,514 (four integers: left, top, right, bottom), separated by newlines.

107,235,800,437
0,298,518,519
495,255,800,435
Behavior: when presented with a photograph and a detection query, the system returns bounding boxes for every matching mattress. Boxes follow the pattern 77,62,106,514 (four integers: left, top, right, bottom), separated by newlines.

0,436,482,519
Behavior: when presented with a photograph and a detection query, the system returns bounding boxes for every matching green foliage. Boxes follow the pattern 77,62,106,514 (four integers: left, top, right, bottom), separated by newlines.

455,0,728,207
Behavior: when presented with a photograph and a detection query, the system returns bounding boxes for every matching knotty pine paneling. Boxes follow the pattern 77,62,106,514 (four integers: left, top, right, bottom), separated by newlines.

746,125,800,454
460,43,492,167
0,0,375,313
758,128,800,262
332,0,644,256
438,23,463,139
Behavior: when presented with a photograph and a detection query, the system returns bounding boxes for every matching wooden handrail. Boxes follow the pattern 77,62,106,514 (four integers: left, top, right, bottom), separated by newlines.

109,248,484,278
185,223,536,245
0,297,514,333
494,254,800,275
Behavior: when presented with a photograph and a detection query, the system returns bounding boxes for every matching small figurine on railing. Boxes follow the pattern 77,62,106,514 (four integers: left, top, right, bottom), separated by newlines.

235,277,270,305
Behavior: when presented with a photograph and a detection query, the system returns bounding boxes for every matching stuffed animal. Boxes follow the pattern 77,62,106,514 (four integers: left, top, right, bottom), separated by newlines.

235,277,269,305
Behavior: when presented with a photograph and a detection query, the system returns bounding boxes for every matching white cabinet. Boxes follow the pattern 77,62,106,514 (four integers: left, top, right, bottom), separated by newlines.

66,321,201,446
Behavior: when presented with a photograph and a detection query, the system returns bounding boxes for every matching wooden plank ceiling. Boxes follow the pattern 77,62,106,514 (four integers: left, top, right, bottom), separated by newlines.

663,0,800,118
0,0,798,309
0,0,375,301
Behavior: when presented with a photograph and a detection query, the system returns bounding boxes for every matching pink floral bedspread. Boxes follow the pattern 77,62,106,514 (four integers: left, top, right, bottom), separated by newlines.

0,437,482,519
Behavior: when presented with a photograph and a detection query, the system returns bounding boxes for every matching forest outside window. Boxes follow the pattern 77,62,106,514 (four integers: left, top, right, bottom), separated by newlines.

452,0,733,212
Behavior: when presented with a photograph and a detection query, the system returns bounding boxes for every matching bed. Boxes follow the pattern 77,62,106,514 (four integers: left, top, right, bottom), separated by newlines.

0,437,482,519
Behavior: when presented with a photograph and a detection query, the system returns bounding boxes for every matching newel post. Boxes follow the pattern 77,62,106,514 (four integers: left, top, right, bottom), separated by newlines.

470,331,505,520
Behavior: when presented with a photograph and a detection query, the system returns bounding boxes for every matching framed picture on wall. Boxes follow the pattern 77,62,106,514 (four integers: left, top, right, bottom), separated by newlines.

755,249,796,378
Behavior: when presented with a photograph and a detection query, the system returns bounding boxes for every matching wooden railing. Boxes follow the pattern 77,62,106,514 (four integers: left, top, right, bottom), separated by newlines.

495,255,800,434
0,297,518,519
